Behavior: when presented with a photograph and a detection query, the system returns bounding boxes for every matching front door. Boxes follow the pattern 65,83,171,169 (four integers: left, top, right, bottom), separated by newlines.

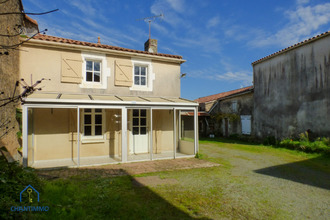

131,109,149,154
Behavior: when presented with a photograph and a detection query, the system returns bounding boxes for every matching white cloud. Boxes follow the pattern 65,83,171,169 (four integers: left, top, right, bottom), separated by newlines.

166,0,185,13
214,71,252,85
249,2,330,48
296,0,310,5
69,0,96,17
207,16,220,29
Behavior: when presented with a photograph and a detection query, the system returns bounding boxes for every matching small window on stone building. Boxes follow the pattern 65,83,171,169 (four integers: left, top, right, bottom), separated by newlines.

232,101,238,112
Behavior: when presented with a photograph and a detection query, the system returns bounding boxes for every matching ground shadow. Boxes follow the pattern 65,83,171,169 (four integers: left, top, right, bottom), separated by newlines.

36,167,211,219
254,154,330,190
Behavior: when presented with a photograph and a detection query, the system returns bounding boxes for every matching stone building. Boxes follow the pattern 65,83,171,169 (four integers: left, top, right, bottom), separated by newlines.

195,86,253,137
0,0,23,160
252,31,330,139
0,0,39,160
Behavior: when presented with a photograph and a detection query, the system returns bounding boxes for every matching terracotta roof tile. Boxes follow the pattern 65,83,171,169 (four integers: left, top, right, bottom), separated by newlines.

31,34,183,59
195,86,253,103
252,31,330,65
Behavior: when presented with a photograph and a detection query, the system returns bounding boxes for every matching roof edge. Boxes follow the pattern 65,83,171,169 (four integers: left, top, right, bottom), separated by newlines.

22,34,185,63
252,31,330,65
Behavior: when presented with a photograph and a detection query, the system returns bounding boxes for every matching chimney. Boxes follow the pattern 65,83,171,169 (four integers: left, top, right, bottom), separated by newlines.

144,39,157,53
97,36,101,44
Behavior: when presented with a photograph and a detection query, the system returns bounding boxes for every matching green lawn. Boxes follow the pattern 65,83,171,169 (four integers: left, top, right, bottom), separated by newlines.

6,139,330,219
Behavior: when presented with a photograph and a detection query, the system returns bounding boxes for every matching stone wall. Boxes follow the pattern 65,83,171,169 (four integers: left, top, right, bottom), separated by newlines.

210,92,253,136
253,34,330,139
0,0,22,159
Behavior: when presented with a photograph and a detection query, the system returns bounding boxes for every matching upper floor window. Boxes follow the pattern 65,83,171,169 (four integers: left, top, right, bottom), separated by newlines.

130,59,154,92
80,53,110,89
134,65,147,86
86,60,101,83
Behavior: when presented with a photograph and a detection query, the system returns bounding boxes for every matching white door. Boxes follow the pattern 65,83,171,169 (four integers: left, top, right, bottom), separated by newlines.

241,115,251,135
131,109,149,154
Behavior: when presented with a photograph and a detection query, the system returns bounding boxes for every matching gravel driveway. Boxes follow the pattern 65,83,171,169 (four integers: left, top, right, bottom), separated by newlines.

200,143,330,220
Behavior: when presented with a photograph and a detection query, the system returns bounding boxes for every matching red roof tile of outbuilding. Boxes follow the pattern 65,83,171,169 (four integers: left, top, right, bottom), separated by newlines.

195,86,253,103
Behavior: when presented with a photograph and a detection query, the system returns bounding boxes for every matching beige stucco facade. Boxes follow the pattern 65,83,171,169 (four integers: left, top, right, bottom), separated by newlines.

20,41,181,98
20,35,198,168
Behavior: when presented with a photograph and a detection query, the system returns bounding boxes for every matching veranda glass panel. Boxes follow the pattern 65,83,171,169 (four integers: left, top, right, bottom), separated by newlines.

79,108,122,166
28,108,78,168
177,110,195,157
152,109,174,159
127,109,151,162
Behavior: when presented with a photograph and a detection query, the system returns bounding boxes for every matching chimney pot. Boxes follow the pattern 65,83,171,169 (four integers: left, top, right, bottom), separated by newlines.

97,36,101,44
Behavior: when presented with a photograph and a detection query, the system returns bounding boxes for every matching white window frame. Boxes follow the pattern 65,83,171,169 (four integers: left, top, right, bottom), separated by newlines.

130,59,154,91
80,52,110,89
134,65,148,87
85,60,101,83
82,108,106,143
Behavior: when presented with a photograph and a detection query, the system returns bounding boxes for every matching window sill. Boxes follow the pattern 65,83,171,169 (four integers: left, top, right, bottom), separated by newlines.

81,138,105,144
130,85,151,91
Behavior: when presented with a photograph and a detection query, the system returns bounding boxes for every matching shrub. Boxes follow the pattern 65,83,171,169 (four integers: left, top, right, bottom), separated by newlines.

263,136,277,146
279,137,330,155
0,152,43,219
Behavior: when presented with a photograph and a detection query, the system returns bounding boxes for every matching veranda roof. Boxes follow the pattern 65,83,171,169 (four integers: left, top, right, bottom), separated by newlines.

23,93,198,107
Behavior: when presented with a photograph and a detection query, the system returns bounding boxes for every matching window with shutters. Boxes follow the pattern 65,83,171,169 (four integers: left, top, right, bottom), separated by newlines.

134,65,147,86
82,108,105,141
130,59,154,91
80,53,110,89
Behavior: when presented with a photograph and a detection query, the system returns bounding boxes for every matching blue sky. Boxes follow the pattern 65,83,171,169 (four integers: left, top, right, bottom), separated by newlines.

22,0,330,100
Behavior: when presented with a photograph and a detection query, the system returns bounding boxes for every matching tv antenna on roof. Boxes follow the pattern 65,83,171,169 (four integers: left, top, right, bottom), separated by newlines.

137,13,164,40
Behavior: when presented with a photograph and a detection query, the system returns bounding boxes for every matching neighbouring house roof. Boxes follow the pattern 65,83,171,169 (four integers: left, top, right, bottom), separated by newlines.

181,111,209,116
30,34,184,60
195,86,254,104
252,30,330,65
23,93,198,107
24,15,38,26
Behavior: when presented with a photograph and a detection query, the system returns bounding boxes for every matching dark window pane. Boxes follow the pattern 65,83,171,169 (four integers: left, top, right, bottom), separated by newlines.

140,127,147,135
95,126,102,135
141,67,146,75
94,72,100,82
94,62,100,71
86,61,93,71
84,115,91,124
140,109,146,117
133,109,139,117
84,126,91,136
140,118,146,126
95,115,102,124
134,66,140,76
95,109,102,112
86,72,93,81
84,109,91,112
134,76,139,85
133,127,139,135
141,76,146,85
133,118,139,126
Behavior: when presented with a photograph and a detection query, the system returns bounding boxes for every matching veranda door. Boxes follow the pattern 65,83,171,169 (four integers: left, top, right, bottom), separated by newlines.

131,109,149,154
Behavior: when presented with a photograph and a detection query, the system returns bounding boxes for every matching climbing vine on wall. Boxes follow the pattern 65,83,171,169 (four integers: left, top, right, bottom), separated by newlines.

212,113,240,122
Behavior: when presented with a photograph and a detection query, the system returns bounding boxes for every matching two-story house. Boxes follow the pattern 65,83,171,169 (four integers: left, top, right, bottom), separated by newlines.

20,34,198,168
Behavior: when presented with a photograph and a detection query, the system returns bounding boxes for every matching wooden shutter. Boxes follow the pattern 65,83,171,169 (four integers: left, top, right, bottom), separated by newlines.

61,53,83,84
115,60,133,87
